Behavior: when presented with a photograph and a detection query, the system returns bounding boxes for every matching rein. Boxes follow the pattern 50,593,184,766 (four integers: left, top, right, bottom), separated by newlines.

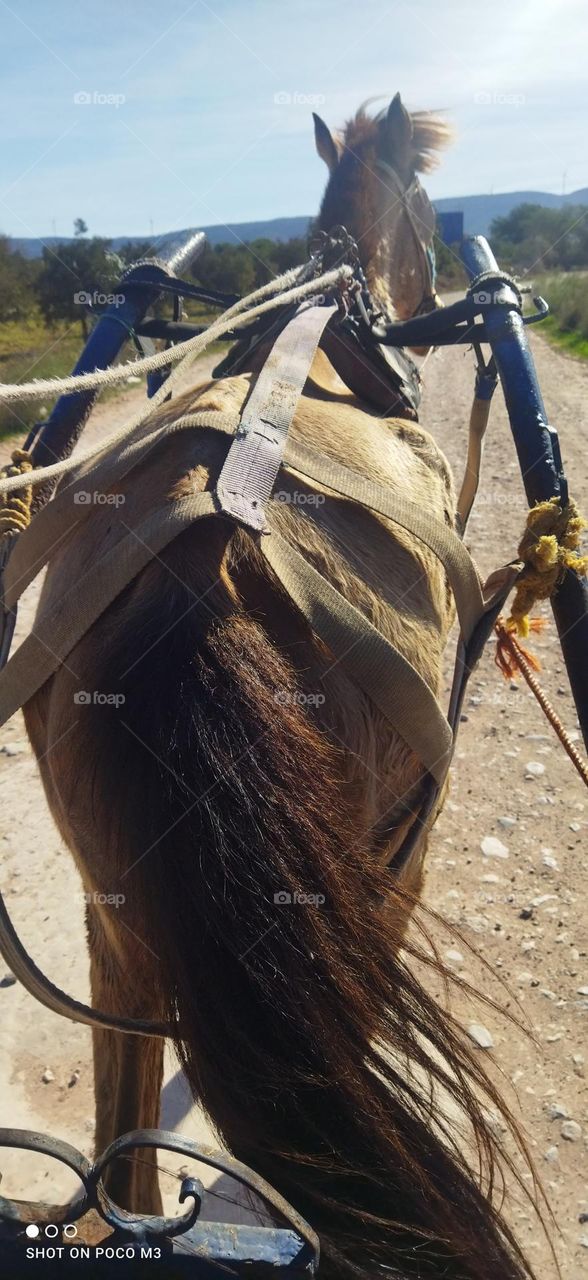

373,159,438,316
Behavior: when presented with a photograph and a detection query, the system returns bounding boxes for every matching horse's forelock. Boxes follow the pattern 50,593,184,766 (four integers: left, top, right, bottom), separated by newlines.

341,101,452,173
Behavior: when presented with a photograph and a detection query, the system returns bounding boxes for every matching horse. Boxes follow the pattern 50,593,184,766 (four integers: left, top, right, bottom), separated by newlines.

22,95,538,1279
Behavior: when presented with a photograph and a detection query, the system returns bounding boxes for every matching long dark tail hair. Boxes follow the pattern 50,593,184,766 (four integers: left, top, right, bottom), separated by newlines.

86,523,539,1280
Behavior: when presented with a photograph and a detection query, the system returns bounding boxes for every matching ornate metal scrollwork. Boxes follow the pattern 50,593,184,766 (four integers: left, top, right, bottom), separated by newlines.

0,1127,319,1274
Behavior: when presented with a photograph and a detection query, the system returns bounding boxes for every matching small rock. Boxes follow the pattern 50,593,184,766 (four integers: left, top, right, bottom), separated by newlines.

579,1234,588,1249
0,972,16,988
497,816,516,829
525,761,545,778
445,949,464,965
0,742,25,757
543,1146,558,1163
68,1070,81,1088
569,822,581,833
480,836,509,859
544,1102,569,1120
577,986,588,996
467,1023,494,1049
519,907,533,920
521,939,535,952
542,852,559,870
42,1068,55,1084
579,1213,588,1225
561,1120,582,1141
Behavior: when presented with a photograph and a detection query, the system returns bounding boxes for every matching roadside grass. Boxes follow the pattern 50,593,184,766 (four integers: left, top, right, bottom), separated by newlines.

534,273,588,360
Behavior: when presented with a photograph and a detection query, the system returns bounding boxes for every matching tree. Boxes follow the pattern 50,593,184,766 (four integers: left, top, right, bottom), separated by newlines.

490,203,588,271
74,217,88,238
36,221,124,338
0,236,39,323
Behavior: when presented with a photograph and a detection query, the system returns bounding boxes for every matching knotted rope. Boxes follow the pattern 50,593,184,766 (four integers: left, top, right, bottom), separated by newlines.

0,449,34,538
507,496,588,637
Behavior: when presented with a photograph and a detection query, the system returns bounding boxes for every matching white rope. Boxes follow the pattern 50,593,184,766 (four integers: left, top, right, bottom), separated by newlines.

0,266,352,498
0,265,350,406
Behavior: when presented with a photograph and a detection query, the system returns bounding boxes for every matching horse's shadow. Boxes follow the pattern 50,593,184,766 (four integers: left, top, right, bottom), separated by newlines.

160,1068,271,1227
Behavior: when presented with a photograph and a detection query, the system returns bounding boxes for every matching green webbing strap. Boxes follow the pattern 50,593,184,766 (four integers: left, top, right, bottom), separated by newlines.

262,527,452,785
3,413,241,609
280,439,485,643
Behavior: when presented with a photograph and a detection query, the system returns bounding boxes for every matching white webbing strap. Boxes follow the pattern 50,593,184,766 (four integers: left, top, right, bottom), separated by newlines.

216,303,338,530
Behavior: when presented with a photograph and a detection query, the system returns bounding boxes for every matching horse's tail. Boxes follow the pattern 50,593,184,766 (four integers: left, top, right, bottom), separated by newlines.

90,527,536,1280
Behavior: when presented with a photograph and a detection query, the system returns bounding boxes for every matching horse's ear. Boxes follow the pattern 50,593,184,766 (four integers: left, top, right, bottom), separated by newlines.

313,113,339,172
382,93,413,169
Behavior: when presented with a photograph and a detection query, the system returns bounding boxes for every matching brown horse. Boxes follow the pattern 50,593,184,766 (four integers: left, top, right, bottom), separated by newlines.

23,97,537,1278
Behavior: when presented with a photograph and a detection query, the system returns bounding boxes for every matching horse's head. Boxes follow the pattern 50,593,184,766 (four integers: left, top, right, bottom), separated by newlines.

313,94,451,321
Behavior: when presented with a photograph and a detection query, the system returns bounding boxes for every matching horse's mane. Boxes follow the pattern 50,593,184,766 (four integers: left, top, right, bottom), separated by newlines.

342,102,453,171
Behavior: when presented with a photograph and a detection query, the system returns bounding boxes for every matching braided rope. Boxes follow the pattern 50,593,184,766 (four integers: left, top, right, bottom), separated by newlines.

0,266,351,508
495,617,588,788
0,265,350,407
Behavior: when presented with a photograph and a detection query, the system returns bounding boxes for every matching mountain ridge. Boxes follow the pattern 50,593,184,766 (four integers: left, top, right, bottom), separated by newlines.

7,189,587,258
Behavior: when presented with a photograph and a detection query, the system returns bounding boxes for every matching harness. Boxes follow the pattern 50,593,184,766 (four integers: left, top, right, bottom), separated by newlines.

0,256,526,1038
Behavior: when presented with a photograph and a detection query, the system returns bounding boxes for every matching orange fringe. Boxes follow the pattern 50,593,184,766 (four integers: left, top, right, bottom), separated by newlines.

495,617,547,681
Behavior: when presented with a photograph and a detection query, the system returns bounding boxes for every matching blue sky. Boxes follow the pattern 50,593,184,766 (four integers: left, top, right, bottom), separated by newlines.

1,0,586,240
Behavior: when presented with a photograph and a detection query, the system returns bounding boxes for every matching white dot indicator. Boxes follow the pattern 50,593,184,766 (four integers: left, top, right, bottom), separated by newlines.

25,1224,40,1238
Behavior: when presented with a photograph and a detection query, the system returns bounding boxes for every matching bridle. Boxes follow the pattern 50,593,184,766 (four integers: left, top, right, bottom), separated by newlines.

373,158,439,318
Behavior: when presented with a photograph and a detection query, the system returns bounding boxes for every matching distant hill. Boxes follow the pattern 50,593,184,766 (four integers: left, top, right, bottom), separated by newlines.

433,189,588,235
7,191,588,258
9,216,312,260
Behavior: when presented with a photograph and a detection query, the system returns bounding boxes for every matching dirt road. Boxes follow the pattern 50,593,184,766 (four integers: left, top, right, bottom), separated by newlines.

0,329,586,1271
